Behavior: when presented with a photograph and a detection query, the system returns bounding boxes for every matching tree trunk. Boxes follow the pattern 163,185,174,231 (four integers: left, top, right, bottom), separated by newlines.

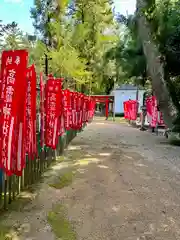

136,0,174,128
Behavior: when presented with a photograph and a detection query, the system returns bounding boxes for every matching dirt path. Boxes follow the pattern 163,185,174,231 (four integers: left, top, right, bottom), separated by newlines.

2,119,180,239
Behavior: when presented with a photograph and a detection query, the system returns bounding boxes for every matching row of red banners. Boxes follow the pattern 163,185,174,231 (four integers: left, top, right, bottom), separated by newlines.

0,49,95,176
123,100,138,121
123,97,165,127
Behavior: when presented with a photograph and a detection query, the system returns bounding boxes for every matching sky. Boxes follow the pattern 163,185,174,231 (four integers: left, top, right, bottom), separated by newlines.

0,0,136,34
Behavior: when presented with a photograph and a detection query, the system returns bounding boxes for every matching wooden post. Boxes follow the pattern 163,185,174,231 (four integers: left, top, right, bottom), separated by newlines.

105,99,109,120
4,174,7,210
140,106,146,131
113,98,115,121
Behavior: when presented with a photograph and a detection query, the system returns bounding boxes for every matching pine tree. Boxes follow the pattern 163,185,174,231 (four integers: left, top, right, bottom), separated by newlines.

2,22,23,50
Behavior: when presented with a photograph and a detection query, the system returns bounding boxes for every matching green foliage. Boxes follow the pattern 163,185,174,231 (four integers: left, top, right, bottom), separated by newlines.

30,0,51,42
0,20,46,76
47,204,77,240
29,40,46,75
0,225,12,240
144,0,180,77
0,21,23,50
30,0,117,92
67,0,116,93
104,14,147,90
143,0,180,123
0,1,122,94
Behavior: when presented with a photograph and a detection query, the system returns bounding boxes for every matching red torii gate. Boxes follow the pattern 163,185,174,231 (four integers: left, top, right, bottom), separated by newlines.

91,95,114,120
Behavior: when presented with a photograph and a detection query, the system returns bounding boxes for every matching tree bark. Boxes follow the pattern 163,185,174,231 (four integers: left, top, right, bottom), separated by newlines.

136,0,174,128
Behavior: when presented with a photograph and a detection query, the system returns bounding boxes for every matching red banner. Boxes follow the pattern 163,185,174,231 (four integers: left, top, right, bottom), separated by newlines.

79,93,84,128
151,96,157,127
89,98,95,120
0,50,28,176
158,112,165,126
63,89,71,131
25,64,37,159
40,72,45,148
123,102,128,119
123,100,138,121
71,92,77,129
84,96,88,123
146,96,152,124
45,76,62,149
76,92,80,129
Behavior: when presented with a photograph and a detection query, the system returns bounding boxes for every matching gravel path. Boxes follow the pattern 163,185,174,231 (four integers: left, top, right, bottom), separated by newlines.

2,119,180,239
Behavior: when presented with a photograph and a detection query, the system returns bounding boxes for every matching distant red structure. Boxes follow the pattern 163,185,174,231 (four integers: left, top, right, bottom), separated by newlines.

91,95,114,119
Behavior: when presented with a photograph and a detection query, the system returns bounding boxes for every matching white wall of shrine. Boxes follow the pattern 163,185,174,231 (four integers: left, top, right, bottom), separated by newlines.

110,85,145,114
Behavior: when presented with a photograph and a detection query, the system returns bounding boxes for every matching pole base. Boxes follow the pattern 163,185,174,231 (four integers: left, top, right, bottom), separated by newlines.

140,127,146,131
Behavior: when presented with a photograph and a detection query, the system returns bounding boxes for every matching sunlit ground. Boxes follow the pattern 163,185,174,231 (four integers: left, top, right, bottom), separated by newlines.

94,116,127,124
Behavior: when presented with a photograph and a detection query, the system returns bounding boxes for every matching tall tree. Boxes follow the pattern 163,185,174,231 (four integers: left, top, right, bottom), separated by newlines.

31,0,69,45
31,0,89,87
2,22,23,50
136,0,174,128
70,0,115,93
31,0,50,43
31,0,117,93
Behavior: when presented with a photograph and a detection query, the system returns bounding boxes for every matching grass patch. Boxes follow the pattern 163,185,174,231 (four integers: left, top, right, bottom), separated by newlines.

56,155,66,162
96,116,127,123
47,204,76,240
48,170,75,189
67,151,85,162
0,225,12,240
74,157,100,166
108,117,127,123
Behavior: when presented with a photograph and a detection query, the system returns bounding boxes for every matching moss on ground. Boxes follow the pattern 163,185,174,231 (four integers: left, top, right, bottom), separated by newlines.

47,204,76,240
107,117,127,123
56,155,65,162
48,170,75,189
0,225,12,240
